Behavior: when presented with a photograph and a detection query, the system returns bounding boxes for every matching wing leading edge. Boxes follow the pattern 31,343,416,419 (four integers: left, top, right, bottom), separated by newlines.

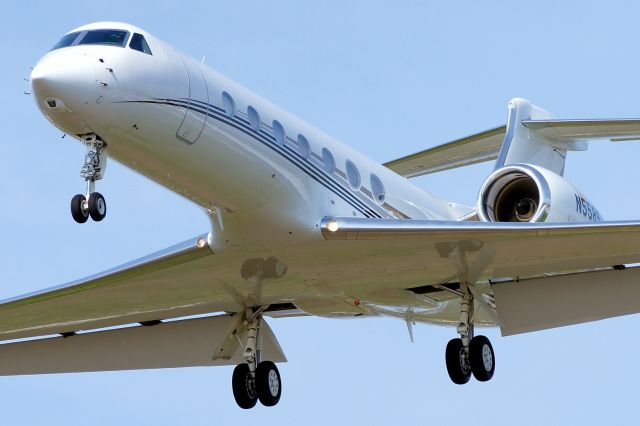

383,125,506,178
0,233,217,341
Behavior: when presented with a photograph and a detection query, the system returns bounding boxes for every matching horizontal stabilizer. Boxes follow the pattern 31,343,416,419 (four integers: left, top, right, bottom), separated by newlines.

0,315,286,375
383,125,505,178
522,118,640,142
385,97,640,178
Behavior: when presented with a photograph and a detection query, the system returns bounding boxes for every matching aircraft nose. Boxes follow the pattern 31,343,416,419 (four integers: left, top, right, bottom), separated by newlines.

30,50,98,134
31,51,95,108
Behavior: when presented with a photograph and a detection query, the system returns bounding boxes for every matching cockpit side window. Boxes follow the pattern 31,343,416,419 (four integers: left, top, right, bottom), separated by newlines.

129,33,152,55
77,29,129,47
51,32,81,51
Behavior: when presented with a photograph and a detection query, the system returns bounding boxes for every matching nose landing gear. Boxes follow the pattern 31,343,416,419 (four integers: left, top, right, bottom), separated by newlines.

71,135,107,224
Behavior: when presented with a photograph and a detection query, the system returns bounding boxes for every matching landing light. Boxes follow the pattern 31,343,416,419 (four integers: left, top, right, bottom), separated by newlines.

197,238,206,248
326,220,339,233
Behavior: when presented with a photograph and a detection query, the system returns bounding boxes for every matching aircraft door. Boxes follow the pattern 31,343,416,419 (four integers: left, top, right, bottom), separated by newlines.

176,55,209,144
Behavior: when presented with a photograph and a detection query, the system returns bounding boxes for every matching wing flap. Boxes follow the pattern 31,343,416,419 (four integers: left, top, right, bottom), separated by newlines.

491,267,640,336
0,315,286,375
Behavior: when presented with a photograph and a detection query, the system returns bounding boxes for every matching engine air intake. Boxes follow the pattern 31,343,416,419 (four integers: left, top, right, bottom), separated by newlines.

477,165,551,223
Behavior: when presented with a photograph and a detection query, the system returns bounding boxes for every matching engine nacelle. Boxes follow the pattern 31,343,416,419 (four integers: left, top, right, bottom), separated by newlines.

477,164,603,223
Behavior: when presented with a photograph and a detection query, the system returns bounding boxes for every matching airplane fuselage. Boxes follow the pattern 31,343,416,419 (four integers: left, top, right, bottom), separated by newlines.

31,23,464,250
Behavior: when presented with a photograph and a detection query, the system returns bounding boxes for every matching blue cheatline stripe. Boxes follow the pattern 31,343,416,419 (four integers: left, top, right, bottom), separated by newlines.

123,98,383,218
148,98,376,218
182,98,386,219
154,97,383,218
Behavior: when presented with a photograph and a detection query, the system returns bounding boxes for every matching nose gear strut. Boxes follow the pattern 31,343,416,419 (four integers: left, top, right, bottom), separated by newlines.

70,134,107,223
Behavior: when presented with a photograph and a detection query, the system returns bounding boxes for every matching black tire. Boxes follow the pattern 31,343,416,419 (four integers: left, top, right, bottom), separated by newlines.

445,338,471,385
70,194,88,224
232,364,257,409
469,335,495,382
255,361,282,407
88,192,107,221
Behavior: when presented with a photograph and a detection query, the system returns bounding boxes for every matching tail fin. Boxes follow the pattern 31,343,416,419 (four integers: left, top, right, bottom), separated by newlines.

495,98,570,176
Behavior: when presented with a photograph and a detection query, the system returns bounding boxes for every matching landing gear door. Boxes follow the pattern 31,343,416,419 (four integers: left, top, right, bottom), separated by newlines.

176,55,209,144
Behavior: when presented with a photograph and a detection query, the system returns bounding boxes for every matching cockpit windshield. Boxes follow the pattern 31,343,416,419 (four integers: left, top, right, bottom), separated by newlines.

51,29,130,51
78,30,129,47
51,32,81,50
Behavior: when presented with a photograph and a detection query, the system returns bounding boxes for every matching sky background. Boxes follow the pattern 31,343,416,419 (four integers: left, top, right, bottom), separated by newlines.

2,1,640,424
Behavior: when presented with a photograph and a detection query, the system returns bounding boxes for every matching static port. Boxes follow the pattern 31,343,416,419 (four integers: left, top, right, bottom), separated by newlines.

46,99,57,108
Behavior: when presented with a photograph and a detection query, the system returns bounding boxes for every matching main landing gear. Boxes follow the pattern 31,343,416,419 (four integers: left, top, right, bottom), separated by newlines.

232,308,282,409
71,135,107,224
445,283,495,384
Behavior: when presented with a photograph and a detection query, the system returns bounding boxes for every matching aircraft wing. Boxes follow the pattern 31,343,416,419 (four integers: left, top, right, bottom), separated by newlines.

321,217,640,335
0,233,303,342
320,216,640,276
0,232,293,374
6,216,640,374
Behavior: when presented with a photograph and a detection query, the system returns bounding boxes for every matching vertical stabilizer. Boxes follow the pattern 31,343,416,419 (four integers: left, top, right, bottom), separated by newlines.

495,98,568,176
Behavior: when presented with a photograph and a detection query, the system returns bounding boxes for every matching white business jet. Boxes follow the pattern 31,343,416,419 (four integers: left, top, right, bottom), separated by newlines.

8,21,640,408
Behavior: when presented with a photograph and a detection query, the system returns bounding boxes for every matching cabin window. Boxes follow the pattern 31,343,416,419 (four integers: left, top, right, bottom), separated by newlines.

78,30,129,47
273,120,285,146
346,160,361,189
247,106,261,131
51,32,81,50
322,148,335,173
370,174,385,203
222,92,235,117
297,134,310,158
129,33,152,55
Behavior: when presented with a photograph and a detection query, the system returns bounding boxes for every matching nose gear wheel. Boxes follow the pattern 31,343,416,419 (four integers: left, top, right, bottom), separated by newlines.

88,192,107,221
70,134,108,223
70,194,89,224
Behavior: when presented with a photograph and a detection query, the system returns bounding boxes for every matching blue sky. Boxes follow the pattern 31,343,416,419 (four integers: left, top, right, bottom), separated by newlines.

3,1,640,424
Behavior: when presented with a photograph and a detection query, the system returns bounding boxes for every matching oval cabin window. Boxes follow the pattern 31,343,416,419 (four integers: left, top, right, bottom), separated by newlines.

297,134,310,158
247,105,260,131
370,174,386,203
273,120,285,145
345,160,361,189
322,148,335,173
222,91,235,117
